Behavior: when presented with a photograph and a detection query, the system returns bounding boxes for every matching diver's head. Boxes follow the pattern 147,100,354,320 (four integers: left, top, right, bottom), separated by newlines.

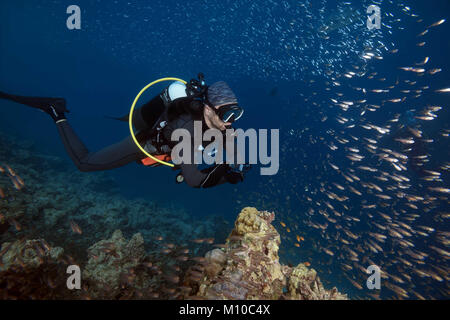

203,81,243,131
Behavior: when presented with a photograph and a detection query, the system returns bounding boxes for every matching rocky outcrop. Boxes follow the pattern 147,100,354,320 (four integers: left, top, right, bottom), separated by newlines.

184,207,347,300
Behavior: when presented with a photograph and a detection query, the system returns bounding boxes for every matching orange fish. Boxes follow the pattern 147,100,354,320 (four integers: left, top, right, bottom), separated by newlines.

176,256,189,262
296,235,301,242
280,222,286,227
15,175,25,187
164,274,180,284
294,243,300,248
191,238,214,244
70,220,82,234
40,240,51,252
300,236,305,241
5,165,15,176
191,257,206,263
10,176,22,190
304,262,311,267
0,188,5,198
0,166,5,173
286,228,291,233
10,219,21,231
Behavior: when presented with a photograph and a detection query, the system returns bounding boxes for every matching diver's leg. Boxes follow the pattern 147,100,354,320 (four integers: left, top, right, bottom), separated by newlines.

56,120,144,172
0,91,146,171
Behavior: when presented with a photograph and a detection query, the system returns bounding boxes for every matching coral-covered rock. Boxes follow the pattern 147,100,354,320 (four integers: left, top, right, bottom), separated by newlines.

82,230,148,298
186,207,284,299
0,239,64,271
286,263,347,300
230,207,280,263
0,239,66,299
185,207,347,300
204,248,226,278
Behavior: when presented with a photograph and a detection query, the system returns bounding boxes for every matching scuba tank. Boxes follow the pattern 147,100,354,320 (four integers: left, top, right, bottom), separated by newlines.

160,73,207,106
140,73,208,169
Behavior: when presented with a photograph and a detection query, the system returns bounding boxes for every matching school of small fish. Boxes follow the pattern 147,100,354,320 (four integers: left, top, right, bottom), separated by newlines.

243,4,449,300
78,0,399,82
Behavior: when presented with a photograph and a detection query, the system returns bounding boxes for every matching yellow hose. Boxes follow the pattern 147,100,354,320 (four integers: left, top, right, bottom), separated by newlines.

129,77,187,167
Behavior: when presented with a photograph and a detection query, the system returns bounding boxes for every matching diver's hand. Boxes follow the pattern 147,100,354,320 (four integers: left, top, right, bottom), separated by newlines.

240,164,252,174
225,164,251,183
225,171,244,184
229,164,252,174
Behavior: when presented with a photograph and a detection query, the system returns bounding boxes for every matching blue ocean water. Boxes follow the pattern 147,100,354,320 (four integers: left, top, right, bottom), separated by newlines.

1,0,449,299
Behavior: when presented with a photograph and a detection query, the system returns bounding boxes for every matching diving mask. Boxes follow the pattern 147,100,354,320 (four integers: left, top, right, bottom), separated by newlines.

215,104,244,123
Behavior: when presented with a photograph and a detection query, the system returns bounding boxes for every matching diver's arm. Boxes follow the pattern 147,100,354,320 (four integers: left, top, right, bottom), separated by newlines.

199,164,243,188
179,138,243,188
180,163,243,188
179,164,205,188
166,110,244,188
179,134,245,188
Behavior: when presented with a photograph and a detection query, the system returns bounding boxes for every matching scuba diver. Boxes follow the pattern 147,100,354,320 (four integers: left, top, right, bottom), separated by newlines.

0,74,249,188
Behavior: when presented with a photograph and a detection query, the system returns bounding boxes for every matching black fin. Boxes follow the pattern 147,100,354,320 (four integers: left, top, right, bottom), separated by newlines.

0,90,68,113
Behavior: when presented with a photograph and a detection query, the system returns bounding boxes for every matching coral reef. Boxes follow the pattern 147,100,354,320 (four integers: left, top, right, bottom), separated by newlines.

0,207,347,300
184,207,347,300
0,133,347,300
0,238,67,299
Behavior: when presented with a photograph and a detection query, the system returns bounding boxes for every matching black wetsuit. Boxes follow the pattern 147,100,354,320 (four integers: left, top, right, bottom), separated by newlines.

55,95,243,188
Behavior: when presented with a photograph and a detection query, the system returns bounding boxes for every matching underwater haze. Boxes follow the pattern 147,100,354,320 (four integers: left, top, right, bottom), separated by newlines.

0,0,449,300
